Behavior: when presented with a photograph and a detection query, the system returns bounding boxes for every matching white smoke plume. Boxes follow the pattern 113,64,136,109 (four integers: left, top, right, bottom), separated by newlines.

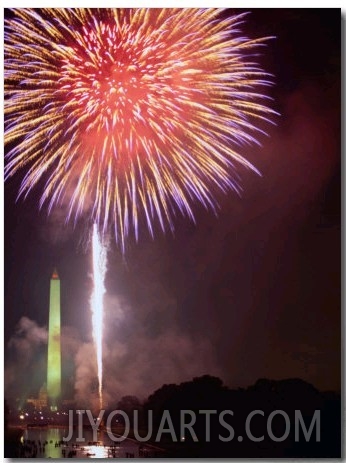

8,316,48,365
5,317,48,398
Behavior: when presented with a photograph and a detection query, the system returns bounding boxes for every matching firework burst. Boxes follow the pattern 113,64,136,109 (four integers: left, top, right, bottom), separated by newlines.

5,8,275,250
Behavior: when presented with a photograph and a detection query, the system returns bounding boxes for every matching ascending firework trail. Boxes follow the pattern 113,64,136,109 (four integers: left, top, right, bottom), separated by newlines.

90,223,106,410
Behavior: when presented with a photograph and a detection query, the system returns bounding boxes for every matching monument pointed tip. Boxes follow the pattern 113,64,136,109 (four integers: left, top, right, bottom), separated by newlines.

52,268,59,280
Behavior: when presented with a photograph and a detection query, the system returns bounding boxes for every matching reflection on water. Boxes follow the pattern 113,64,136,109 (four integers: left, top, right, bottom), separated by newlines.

20,427,162,458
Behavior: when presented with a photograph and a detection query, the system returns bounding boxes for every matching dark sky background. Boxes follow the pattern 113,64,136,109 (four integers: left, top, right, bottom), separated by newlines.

4,9,341,407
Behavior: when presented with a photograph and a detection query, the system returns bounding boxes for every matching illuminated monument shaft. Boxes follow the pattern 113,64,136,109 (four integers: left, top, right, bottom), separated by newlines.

47,269,61,410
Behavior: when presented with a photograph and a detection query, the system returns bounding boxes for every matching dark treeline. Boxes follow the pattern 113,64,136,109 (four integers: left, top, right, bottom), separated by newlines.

112,375,340,458
4,375,341,458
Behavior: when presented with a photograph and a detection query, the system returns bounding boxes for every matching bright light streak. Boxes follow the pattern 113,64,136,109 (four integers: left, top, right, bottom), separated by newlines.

90,223,107,410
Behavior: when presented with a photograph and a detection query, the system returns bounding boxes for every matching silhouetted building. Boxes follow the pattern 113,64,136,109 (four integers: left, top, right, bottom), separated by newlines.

26,383,48,410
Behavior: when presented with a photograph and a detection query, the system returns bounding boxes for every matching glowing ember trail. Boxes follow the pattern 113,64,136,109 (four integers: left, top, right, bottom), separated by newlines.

90,223,107,410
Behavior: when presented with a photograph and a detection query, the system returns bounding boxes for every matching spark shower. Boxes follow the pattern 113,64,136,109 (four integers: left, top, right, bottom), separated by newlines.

5,8,275,250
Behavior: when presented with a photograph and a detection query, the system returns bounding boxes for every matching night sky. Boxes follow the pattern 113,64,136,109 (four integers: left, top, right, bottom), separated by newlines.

4,9,341,407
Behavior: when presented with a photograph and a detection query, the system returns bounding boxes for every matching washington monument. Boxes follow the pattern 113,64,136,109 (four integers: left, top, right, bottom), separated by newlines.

47,269,61,410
